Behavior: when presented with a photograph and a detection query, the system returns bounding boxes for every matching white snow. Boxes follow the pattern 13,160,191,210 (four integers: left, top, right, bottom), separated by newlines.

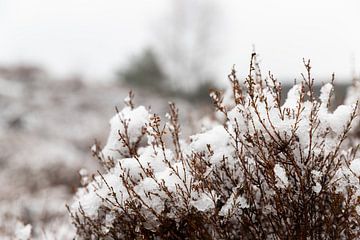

219,193,249,216
282,84,301,109
319,83,333,105
190,192,215,212
15,221,32,240
350,158,360,176
102,106,150,159
312,182,322,194
274,164,289,188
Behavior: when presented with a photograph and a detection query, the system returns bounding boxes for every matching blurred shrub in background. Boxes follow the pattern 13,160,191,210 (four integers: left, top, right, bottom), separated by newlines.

117,47,216,103
117,0,221,103
118,48,166,92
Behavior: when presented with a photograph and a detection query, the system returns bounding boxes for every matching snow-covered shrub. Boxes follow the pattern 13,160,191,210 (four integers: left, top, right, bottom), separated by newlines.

69,55,360,239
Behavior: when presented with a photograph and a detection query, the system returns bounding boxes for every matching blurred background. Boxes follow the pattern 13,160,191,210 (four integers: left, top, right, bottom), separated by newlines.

0,0,360,238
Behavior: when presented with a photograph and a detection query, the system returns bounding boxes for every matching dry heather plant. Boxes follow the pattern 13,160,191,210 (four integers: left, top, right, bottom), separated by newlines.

69,54,360,240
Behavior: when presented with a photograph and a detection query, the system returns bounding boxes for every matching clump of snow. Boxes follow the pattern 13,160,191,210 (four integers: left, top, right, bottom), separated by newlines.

102,106,150,159
331,155,360,210
15,221,32,240
190,125,229,152
282,84,301,109
190,192,215,212
189,125,231,166
312,182,322,194
319,83,333,105
311,170,323,193
274,164,289,188
219,192,249,216
350,158,360,176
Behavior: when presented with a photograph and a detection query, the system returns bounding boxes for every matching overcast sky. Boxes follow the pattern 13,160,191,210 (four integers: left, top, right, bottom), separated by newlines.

0,0,359,84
